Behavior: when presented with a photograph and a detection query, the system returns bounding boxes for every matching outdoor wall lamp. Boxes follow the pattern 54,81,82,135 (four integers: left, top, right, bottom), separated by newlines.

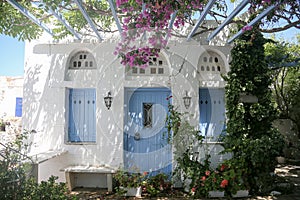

183,90,192,109
104,91,113,110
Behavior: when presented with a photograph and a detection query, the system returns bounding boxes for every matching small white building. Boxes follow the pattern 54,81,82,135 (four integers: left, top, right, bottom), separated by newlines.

23,23,232,190
0,76,23,118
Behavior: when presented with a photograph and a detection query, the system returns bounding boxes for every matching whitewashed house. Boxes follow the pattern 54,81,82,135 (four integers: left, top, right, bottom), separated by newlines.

0,76,23,118
23,24,232,190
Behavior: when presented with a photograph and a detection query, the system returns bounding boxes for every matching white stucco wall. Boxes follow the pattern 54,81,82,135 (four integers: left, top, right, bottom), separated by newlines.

0,76,23,118
23,25,232,184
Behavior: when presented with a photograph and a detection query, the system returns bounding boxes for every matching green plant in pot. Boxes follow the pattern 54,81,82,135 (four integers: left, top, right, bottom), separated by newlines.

113,169,146,196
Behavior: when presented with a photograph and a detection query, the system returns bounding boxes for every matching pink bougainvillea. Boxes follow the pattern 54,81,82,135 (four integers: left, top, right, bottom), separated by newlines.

114,0,278,68
114,0,204,68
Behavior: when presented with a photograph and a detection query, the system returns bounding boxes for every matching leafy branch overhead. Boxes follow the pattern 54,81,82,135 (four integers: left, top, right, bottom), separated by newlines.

0,0,299,41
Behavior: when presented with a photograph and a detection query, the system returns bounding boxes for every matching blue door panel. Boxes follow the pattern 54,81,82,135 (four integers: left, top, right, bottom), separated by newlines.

124,132,169,153
124,88,172,174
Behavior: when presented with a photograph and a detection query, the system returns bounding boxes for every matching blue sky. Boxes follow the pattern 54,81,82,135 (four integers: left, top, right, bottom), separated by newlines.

0,34,25,76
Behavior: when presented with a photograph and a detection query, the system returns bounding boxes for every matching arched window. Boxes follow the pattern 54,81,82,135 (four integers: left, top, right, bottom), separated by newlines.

198,50,225,74
69,51,96,69
127,53,169,76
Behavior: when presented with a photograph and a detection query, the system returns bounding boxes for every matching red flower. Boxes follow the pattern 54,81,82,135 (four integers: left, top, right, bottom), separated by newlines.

191,187,196,192
201,176,206,181
220,164,226,171
205,170,210,176
220,179,229,188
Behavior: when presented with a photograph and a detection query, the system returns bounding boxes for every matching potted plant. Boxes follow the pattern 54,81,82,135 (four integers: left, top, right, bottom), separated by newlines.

142,173,172,197
221,159,250,198
190,163,228,198
0,119,5,132
113,169,146,197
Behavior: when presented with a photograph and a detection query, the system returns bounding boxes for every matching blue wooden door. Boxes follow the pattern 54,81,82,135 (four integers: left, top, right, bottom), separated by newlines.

199,88,225,141
124,88,172,175
15,97,22,117
68,88,96,142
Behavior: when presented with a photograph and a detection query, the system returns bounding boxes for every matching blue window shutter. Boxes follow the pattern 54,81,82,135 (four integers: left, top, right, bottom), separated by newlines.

199,88,225,140
15,97,22,117
69,89,96,142
199,88,211,137
84,89,96,142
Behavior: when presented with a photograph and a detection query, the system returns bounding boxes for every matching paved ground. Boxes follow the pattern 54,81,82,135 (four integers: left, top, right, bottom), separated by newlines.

72,163,300,200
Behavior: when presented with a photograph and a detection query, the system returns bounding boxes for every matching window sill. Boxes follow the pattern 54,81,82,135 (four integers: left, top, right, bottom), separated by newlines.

65,142,96,145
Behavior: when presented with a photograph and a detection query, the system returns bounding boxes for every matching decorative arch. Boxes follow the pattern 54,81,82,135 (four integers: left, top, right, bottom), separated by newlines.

197,50,227,76
126,52,170,76
68,50,97,70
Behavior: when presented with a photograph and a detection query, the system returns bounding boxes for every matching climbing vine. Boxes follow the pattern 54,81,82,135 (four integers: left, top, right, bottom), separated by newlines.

222,25,284,194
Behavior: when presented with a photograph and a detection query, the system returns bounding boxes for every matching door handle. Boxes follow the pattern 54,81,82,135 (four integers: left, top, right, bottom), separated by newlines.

134,132,140,141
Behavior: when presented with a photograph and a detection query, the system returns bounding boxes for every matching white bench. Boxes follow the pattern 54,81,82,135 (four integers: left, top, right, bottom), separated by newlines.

64,165,116,192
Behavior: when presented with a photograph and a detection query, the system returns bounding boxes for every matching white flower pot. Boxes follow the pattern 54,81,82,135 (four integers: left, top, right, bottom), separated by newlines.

124,187,142,197
276,156,285,164
209,190,224,198
232,190,249,198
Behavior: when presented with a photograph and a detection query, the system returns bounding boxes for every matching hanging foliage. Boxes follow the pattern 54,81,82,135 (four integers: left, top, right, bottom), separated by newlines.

222,25,285,194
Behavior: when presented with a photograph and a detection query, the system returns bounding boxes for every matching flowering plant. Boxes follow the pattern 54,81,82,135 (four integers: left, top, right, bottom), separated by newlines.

114,169,148,188
221,158,250,195
190,163,229,197
114,0,205,68
141,173,172,197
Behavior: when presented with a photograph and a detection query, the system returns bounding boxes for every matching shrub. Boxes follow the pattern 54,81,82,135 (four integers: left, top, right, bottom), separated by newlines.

0,130,77,199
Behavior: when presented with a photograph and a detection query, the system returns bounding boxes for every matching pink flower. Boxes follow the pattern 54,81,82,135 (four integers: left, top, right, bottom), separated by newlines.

220,179,229,188
205,170,211,176
242,25,253,32
166,95,173,100
191,187,196,192
220,164,226,171
201,176,206,181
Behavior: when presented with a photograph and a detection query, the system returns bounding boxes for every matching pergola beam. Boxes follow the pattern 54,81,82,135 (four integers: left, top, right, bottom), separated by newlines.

107,0,122,34
227,2,280,43
47,6,81,40
74,0,102,41
207,0,249,41
165,11,177,40
187,0,217,41
6,0,54,36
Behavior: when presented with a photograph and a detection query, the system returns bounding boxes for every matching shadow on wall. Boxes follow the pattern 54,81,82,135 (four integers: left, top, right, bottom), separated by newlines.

24,43,125,167
23,52,67,153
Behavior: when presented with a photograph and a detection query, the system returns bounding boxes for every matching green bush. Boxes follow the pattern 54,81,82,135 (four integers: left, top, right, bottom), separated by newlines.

0,130,77,200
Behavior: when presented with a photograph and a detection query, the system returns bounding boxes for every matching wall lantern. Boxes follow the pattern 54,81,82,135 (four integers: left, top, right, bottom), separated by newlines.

183,90,192,109
104,91,113,110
